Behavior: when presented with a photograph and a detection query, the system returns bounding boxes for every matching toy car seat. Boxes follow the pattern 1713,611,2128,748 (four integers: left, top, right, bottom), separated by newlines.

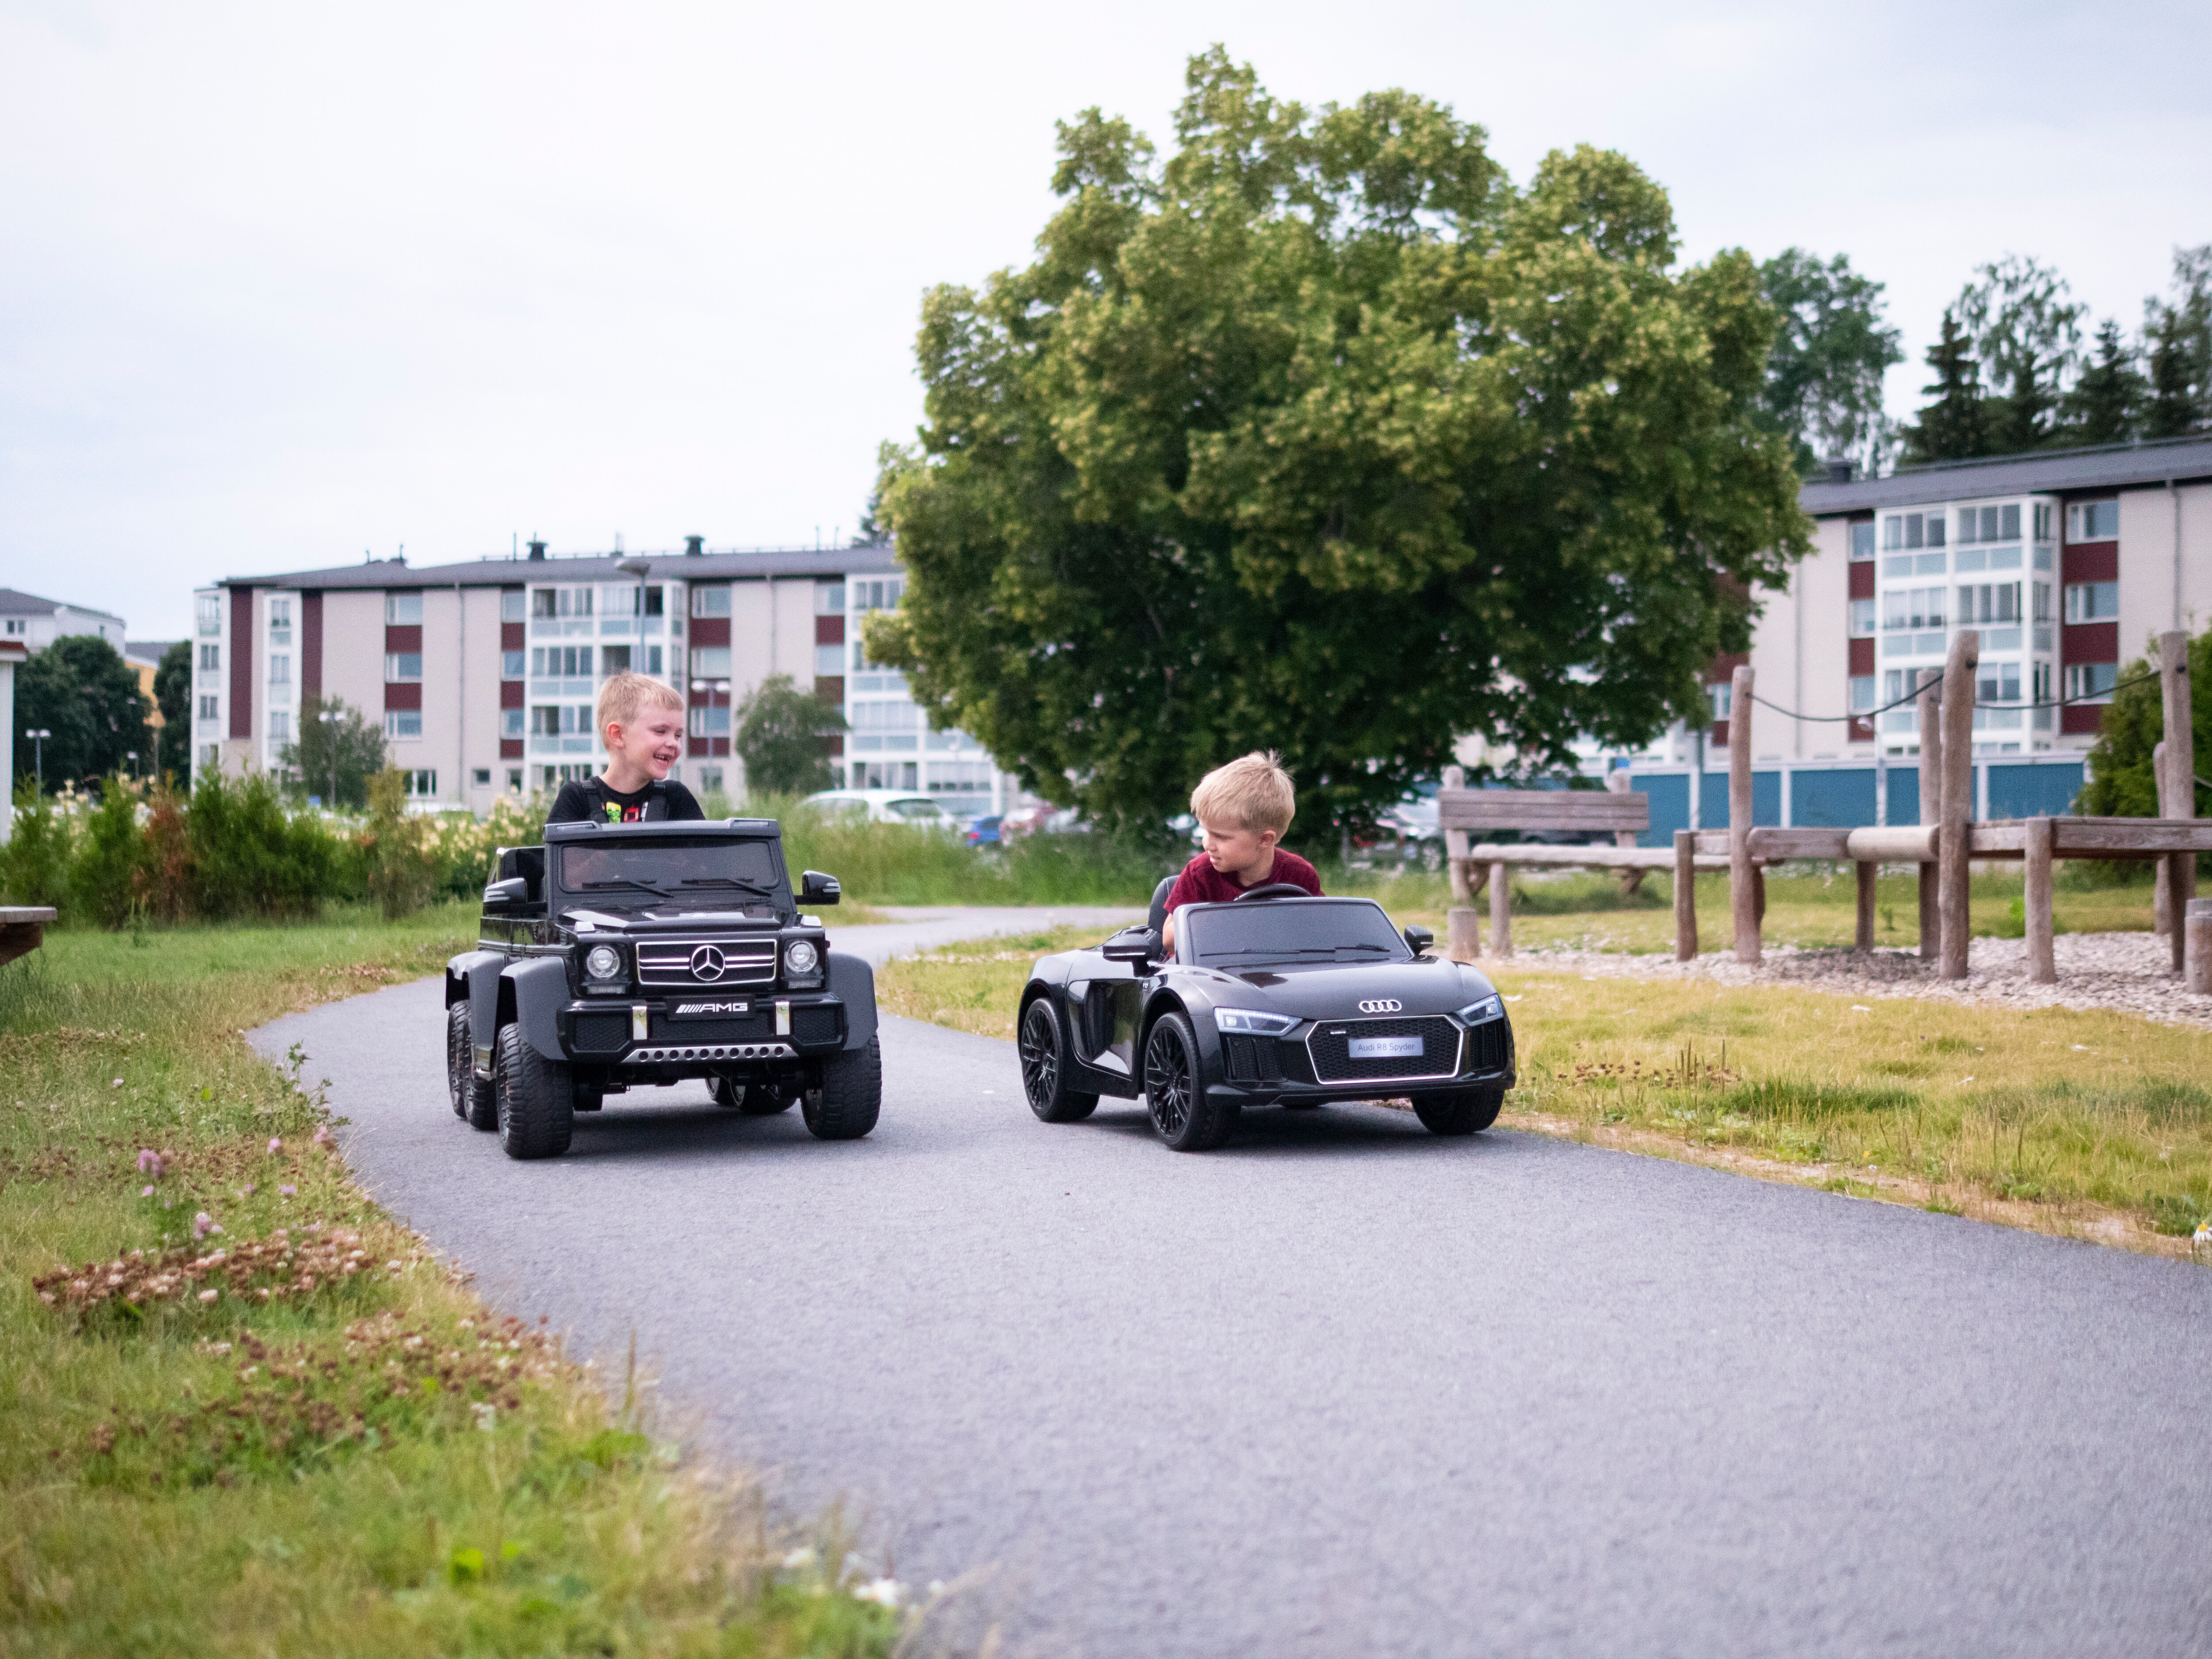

1148,874,1176,934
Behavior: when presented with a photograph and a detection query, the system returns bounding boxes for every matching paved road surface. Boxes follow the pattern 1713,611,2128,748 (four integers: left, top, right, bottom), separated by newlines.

255,910,2212,1657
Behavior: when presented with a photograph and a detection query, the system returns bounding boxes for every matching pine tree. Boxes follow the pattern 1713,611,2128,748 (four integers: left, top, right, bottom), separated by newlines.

1903,309,1989,463
2142,244,2211,440
2062,319,2143,446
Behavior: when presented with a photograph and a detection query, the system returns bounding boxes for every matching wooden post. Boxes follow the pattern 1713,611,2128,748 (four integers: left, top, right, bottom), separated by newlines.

1939,630,1978,981
1443,764,1471,905
1917,683,1942,962
1854,860,1876,952
1489,860,1512,958
2153,740,2172,940
1446,907,1482,963
1729,664,1759,963
2160,632,2196,975
1674,830,1697,960
2024,816,2056,985
1607,768,1645,896
2186,899,2212,996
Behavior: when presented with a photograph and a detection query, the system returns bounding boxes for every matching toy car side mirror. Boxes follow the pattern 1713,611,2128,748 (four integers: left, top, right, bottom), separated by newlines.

483,876,531,907
1101,926,1160,965
799,870,841,907
1403,924,1434,956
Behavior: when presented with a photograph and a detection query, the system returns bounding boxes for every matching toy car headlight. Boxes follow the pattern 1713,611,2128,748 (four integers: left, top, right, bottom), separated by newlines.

1216,1008,1299,1036
584,945,623,981
784,939,820,976
1455,995,1504,1025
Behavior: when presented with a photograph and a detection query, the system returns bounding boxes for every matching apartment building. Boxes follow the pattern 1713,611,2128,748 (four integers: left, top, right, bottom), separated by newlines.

194,540,1018,817
0,588,127,653
1689,434,2212,764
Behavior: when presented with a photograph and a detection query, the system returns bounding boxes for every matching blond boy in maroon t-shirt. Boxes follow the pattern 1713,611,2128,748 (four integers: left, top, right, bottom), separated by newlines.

1159,751,1321,954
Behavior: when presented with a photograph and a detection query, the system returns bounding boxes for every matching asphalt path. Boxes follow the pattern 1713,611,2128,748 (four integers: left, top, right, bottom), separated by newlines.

255,910,2212,1657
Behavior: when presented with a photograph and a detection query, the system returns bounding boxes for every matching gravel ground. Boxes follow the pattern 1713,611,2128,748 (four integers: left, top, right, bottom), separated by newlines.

1500,930,2212,1028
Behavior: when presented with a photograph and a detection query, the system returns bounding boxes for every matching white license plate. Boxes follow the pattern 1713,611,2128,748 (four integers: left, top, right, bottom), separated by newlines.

671,999,753,1019
1348,1035,1423,1059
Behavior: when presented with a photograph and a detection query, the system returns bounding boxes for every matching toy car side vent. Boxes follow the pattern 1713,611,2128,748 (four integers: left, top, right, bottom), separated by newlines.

1223,1034,1284,1084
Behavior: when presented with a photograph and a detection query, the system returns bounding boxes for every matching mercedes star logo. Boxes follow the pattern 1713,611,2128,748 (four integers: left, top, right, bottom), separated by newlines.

689,945,727,982
1358,998,1403,1014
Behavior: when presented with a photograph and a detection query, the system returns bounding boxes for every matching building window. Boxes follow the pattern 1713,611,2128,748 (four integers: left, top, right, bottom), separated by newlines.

2,619,21,637
385,592,423,625
699,767,726,795
2063,581,2119,623
385,710,422,739
501,590,526,622
1707,681,1732,722
645,645,663,675
688,705,731,737
854,578,904,611
472,767,492,787
600,645,631,676
1882,587,1946,630
531,645,593,677
269,654,291,686
1848,599,1875,637
1849,675,1876,712
198,694,219,721
1976,664,2021,703
2032,581,2053,622
200,643,221,672
268,598,292,645
503,649,525,679
530,706,562,736
816,582,846,614
2064,662,2118,703
689,645,732,678
268,711,292,743
1957,582,2020,625
2033,503,2054,542
384,653,422,682
1957,503,2022,545
2066,500,2119,542
197,594,223,635
642,586,664,617
1882,511,1944,551
403,770,437,796
1849,522,1875,561
815,643,848,673
506,768,523,794
530,586,593,619
502,708,524,737
200,743,219,770
2033,662,2053,704
690,585,731,618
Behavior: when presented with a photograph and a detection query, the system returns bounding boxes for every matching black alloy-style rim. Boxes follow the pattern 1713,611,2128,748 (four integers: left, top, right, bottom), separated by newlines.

1019,1003,1058,1108
1145,1025,1191,1138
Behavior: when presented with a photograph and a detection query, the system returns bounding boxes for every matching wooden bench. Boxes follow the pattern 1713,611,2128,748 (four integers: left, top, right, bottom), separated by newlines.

0,906,57,969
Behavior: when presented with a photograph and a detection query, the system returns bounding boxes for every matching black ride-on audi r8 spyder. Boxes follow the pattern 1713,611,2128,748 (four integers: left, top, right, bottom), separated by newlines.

1016,883,1515,1151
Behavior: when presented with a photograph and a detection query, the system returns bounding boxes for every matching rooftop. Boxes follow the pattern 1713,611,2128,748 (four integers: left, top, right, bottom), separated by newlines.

216,541,901,591
1802,434,2212,515
0,587,126,620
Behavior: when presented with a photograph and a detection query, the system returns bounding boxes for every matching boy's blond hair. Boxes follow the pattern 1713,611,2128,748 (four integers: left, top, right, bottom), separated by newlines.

597,671,684,737
1190,750,1296,835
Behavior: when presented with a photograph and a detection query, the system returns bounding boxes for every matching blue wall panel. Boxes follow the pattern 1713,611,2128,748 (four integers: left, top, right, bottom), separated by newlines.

1792,768,1877,828
1699,772,1730,831
1631,772,1690,847
1886,766,1920,826
1752,770,1782,826
1987,762,2085,820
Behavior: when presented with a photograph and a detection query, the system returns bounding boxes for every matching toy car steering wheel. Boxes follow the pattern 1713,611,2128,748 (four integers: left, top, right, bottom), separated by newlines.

1233,883,1312,902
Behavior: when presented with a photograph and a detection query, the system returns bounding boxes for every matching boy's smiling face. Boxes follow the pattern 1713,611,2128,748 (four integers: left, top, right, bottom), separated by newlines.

604,705,686,785
1199,818,1279,885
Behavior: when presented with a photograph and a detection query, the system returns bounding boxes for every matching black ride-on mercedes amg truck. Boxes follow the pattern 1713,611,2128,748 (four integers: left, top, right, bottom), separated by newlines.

443,818,880,1159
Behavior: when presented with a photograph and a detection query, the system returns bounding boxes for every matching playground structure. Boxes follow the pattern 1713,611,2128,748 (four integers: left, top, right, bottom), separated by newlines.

1442,629,2208,989
0,907,56,970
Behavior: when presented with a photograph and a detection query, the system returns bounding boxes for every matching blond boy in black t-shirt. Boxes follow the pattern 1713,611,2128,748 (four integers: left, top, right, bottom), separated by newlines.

546,672,706,824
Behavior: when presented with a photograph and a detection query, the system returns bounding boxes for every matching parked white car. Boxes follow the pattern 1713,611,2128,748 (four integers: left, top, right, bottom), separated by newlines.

800,789,955,826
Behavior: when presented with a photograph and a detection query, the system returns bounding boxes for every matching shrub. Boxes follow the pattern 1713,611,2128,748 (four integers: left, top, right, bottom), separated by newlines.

186,772,346,920
362,769,438,919
0,782,73,911
69,776,145,929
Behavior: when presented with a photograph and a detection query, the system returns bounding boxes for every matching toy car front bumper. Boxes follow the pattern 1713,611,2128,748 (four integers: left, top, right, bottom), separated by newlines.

1205,1017,1514,1106
557,994,849,1070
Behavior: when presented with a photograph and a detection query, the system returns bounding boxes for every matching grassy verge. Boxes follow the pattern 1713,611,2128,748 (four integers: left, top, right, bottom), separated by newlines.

878,921,2212,1257
1,906,953,1656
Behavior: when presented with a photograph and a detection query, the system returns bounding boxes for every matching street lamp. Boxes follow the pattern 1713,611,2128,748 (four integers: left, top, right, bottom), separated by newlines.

318,707,340,808
615,557,652,680
125,750,139,783
25,729,50,792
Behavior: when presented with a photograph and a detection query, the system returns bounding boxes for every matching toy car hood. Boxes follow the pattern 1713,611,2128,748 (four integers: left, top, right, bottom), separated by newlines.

1202,956,1498,1021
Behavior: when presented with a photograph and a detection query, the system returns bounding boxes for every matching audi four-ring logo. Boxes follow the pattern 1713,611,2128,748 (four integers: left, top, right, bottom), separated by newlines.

1358,998,1403,1014
689,945,727,982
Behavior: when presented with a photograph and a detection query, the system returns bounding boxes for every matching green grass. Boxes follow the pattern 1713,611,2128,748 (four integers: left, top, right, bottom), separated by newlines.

879,919,2212,1252
0,906,958,1656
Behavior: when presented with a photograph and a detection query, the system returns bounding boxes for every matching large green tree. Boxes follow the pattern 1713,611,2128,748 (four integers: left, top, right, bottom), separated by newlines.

14,634,150,792
152,640,193,787
2078,628,2208,820
1902,309,1991,464
2142,244,2211,441
734,674,848,796
1953,255,2082,454
1756,248,1902,475
867,50,1808,830
2062,319,2144,446
277,694,386,809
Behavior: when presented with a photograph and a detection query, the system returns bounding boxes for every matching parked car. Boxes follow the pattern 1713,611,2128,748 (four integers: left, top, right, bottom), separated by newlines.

1015,884,1515,1151
442,818,880,1159
800,789,954,826
964,814,1004,847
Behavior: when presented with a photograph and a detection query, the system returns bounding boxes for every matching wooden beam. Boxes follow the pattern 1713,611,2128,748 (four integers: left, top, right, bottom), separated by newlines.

2187,899,2212,996
1730,664,1759,964
1457,844,1729,871
1846,826,1936,862
1854,860,1876,952
1446,907,1482,963
2161,632,2196,975
2024,816,2056,985
1917,683,1942,963
2154,740,2172,938
2049,820,2212,854
1674,830,1697,961
1939,631,1978,980
1488,860,1512,958
1747,827,1852,861
1442,764,1471,905
1437,791,1651,832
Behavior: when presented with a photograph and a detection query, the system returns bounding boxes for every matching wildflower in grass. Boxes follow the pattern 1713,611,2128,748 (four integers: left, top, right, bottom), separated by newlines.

140,1184,154,1198
111,1078,124,1088
280,1184,296,1197
472,1402,498,1432
781,1546,816,1570
198,1288,219,1303
312,1127,334,1146
192,1211,218,1240
853,1578,905,1609
136,1148,166,1175
268,1137,282,1153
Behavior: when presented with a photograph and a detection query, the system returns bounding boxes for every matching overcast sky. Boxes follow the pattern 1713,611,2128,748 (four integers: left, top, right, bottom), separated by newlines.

3,0,2208,640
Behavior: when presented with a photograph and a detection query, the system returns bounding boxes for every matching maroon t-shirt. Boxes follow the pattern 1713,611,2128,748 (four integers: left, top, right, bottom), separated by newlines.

1164,849,1321,916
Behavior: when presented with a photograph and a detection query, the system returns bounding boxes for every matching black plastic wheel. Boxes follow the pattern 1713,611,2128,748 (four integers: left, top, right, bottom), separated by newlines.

1143,1012,1239,1151
449,1002,497,1129
802,1037,881,1141
1413,1086,1505,1136
495,1019,575,1159
1019,999,1098,1123
714,1076,796,1114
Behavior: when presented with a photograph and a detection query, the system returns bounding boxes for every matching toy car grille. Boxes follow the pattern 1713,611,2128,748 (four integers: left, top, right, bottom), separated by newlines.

1468,1019,1510,1074
652,1014,767,1045
791,1004,841,1046
572,1012,629,1053
1222,1034,1283,1084
1305,1015,1462,1084
634,939,777,987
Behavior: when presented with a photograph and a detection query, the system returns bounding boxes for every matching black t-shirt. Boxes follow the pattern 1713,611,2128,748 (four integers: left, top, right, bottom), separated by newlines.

547,776,706,825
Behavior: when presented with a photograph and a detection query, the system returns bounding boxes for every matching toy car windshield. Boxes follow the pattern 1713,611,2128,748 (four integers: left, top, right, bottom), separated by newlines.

557,838,784,909
1183,899,1412,966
